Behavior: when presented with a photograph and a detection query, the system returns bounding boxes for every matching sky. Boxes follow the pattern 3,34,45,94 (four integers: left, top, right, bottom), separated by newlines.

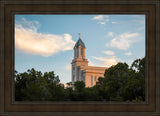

15,14,145,84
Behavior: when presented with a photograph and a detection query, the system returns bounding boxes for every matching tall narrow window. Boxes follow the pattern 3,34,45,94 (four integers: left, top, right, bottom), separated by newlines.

75,48,77,57
76,48,79,57
73,75,75,82
91,75,93,87
74,48,76,58
75,48,78,58
81,48,83,56
94,76,97,81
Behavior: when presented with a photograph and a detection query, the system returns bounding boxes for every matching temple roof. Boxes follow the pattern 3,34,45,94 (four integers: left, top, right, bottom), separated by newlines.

74,38,86,48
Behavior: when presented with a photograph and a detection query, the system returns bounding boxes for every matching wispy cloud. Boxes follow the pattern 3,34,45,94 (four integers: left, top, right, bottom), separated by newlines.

125,52,132,56
92,15,104,20
111,21,117,24
106,32,140,50
91,56,118,67
15,17,40,31
132,19,145,26
107,32,114,37
98,22,106,25
131,15,145,31
88,58,97,66
92,15,109,25
102,50,115,55
65,64,71,70
15,18,75,57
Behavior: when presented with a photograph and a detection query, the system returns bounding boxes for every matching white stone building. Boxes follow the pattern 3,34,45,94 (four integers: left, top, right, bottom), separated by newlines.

71,34,107,87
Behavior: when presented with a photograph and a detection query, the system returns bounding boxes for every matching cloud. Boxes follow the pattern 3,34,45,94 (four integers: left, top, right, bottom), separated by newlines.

88,58,97,66
131,15,145,31
65,64,71,70
132,19,145,26
91,56,118,67
125,52,132,56
15,18,75,57
15,17,40,31
106,32,140,50
111,21,117,24
92,15,104,20
107,32,114,37
92,15,118,25
99,22,106,25
92,15,109,24
102,50,114,55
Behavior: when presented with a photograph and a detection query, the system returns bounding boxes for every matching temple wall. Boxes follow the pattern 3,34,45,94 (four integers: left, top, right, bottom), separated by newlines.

85,68,106,87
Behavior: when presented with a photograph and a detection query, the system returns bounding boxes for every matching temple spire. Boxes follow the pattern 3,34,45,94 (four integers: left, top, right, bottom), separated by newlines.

79,33,81,39
74,33,85,48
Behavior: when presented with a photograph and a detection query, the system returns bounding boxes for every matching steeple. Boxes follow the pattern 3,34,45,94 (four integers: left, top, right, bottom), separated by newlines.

74,33,86,48
71,34,88,87
79,33,81,38
73,33,86,59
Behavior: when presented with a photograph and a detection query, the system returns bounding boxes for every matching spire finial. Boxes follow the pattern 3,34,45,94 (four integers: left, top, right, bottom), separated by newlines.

79,33,81,39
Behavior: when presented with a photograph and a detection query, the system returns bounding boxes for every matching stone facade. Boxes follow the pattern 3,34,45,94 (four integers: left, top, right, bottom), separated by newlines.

71,35,107,87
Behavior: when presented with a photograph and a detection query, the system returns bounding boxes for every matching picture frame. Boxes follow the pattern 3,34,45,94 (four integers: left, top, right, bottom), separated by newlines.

0,0,159,116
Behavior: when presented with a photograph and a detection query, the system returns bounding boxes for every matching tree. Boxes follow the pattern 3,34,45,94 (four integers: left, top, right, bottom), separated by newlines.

124,57,145,101
65,82,72,88
96,57,145,102
102,62,129,101
15,68,61,101
95,77,108,101
74,81,85,91
72,81,102,101
15,57,145,102
71,81,85,101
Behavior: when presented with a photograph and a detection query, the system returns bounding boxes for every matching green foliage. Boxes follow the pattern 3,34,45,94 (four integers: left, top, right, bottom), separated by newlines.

74,81,85,91
15,68,62,101
15,57,145,102
71,81,102,101
124,57,145,101
96,57,145,102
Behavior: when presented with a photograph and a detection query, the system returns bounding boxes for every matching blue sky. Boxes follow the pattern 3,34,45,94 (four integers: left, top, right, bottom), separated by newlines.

15,15,145,84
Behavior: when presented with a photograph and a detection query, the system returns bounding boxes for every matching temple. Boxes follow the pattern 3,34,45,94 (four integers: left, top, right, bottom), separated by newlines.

71,34,107,87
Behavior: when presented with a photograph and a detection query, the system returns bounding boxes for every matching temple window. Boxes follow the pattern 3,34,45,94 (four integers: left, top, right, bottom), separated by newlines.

81,47,83,56
91,75,93,87
94,76,97,81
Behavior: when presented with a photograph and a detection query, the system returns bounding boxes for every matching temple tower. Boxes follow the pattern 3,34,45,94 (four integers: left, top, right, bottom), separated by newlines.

71,33,88,85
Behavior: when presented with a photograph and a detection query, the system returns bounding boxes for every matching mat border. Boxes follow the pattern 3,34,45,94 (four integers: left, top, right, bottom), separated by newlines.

0,0,160,116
